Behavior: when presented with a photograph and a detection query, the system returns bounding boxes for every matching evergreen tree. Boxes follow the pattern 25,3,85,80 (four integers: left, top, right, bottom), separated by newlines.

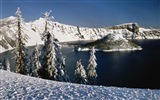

39,32,58,80
40,10,52,66
14,39,20,72
5,58,11,71
24,48,32,76
75,60,87,84
41,10,53,41
2,59,6,70
0,60,5,70
32,44,41,77
39,11,57,80
54,40,70,82
1,58,11,71
39,11,69,81
15,7,25,74
87,47,97,85
0,62,4,70
14,7,31,75
56,56,70,82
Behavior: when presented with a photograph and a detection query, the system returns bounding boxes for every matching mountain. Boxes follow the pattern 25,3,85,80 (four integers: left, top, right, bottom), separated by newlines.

0,70,159,99
75,32,142,52
0,16,43,53
0,16,160,53
105,23,160,39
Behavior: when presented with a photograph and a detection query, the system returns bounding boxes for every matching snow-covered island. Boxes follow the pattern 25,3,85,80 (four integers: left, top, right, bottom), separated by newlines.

0,70,160,100
75,33,142,52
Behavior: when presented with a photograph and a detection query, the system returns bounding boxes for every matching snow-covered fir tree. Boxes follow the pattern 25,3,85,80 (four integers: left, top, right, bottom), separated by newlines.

0,63,3,70
14,7,31,75
31,44,41,77
15,7,25,74
54,40,70,82
0,60,4,70
1,59,6,70
56,56,70,82
75,60,87,84
41,10,53,41
39,32,58,80
24,48,32,76
40,10,52,64
0,58,10,71
14,39,19,71
5,58,11,71
39,11,69,81
39,11,57,80
61,57,70,82
87,47,98,85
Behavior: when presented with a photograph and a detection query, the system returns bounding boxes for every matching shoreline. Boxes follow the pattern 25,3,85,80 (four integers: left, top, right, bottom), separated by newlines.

76,47,142,52
1,38,160,54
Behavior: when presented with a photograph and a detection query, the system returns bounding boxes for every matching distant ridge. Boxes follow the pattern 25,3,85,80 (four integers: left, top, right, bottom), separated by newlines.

0,16,160,53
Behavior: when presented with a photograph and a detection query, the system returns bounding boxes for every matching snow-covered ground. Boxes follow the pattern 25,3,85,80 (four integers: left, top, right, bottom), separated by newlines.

0,70,159,100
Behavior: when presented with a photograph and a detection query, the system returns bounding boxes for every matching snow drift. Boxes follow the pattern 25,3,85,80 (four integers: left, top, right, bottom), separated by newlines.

0,70,160,99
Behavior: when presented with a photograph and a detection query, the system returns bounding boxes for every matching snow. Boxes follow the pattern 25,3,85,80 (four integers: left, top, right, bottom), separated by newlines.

0,16,16,23
0,46,8,53
0,70,160,99
77,47,142,52
24,23,44,46
139,28,151,33
104,32,127,42
0,16,160,53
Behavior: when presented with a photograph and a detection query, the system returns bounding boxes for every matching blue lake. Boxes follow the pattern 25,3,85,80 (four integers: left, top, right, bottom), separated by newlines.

0,40,160,89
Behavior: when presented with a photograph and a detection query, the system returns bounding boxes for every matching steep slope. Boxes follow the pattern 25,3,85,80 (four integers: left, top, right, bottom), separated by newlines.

0,16,43,53
76,32,142,51
0,16,108,53
30,17,108,41
106,23,160,39
0,16,160,53
0,70,160,99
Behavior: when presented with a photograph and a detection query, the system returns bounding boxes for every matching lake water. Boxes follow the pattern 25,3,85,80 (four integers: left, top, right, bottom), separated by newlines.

0,40,160,89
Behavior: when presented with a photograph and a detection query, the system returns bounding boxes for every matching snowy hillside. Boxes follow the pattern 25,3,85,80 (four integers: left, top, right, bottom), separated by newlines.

106,23,160,39
0,16,160,53
0,70,160,99
0,16,43,53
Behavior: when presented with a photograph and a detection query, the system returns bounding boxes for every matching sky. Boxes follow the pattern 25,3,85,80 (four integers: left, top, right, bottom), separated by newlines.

0,0,159,28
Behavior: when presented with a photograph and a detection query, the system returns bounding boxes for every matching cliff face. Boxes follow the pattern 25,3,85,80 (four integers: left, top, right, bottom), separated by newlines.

0,16,43,51
106,23,160,39
106,23,139,33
